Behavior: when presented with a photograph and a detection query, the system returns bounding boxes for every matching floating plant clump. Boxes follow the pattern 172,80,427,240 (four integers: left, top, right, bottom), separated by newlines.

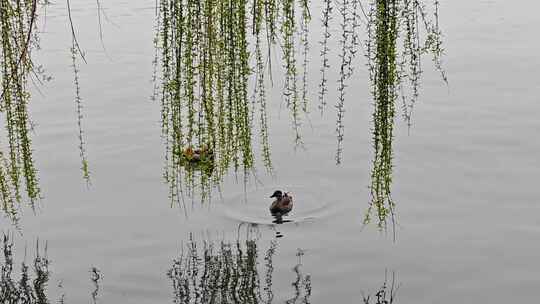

155,0,311,203
0,0,43,222
364,0,446,230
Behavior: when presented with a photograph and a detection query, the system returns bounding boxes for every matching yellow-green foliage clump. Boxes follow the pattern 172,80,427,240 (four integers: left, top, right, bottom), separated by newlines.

0,0,42,222
156,0,310,203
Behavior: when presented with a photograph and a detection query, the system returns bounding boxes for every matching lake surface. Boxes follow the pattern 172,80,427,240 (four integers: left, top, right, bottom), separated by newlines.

1,0,539,303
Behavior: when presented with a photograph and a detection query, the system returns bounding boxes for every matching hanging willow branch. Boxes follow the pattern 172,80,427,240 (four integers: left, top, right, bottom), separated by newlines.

0,0,43,222
364,0,399,230
156,0,310,203
316,0,446,230
318,0,332,114
363,0,447,230
70,39,90,183
68,0,90,183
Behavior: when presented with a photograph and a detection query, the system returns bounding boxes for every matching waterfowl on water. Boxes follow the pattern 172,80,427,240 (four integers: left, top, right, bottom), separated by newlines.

269,190,293,215
182,145,214,162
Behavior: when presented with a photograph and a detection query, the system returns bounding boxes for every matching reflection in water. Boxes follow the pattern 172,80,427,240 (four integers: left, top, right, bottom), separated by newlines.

1,233,399,303
263,240,277,301
168,231,311,303
362,271,398,304
90,266,102,304
271,212,292,238
155,0,312,203
272,214,292,225
286,249,311,304
0,234,50,303
0,233,105,303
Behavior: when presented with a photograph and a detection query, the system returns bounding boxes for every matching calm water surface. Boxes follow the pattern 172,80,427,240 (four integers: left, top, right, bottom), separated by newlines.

1,0,539,303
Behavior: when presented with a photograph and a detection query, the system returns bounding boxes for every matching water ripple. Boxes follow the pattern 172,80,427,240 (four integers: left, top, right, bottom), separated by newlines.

216,186,343,226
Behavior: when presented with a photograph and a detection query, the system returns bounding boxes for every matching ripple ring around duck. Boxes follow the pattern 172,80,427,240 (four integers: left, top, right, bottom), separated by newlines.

217,186,343,225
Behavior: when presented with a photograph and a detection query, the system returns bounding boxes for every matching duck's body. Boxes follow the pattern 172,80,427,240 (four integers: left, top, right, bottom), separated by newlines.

269,190,293,215
182,146,214,162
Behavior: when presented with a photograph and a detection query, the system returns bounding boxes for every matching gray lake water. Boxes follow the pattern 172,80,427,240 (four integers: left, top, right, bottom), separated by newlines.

1,0,539,303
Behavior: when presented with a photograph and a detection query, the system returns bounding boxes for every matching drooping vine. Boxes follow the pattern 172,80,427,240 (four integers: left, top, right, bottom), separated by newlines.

299,0,310,114
67,0,90,183
363,0,447,229
318,0,332,114
364,0,399,230
315,0,446,229
333,0,363,164
0,0,42,222
156,0,311,204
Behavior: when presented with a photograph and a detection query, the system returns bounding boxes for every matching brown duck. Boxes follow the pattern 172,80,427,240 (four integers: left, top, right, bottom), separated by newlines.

269,190,293,215
182,145,214,162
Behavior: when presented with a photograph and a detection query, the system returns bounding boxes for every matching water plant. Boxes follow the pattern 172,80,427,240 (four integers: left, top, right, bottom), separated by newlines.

155,0,311,204
0,0,43,222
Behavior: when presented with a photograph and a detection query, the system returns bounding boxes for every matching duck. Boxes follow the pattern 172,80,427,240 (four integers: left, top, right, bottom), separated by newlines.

269,190,293,215
182,145,214,162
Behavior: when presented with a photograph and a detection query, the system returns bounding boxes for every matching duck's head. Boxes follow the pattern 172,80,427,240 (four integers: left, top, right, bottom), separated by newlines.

270,190,283,199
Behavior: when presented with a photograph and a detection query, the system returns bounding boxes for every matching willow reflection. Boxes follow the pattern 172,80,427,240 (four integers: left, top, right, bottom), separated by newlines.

1,233,50,303
0,233,103,304
362,271,398,304
168,233,311,303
